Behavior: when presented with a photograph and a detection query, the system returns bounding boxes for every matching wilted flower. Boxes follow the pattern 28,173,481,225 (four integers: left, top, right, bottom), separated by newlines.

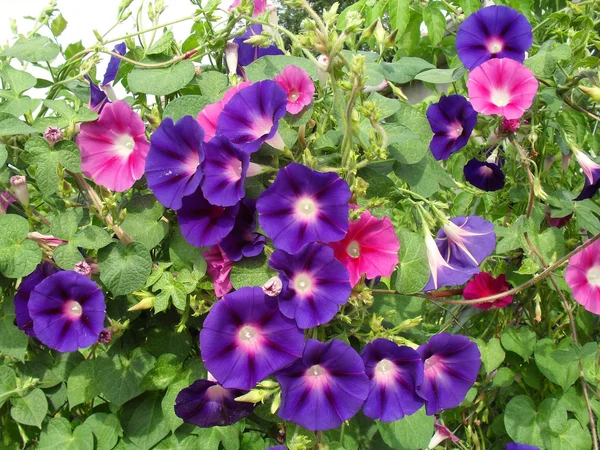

274,65,315,114
0,191,14,214
565,238,600,315
97,328,112,344
262,276,283,297
501,118,520,133
203,245,234,298
73,261,92,277
43,126,63,144
220,199,266,262
428,418,461,449
10,176,29,206
14,263,58,337
463,272,513,310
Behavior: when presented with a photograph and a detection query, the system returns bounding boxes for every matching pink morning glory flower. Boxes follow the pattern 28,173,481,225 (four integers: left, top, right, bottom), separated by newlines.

463,272,513,310
77,100,150,192
229,0,267,17
274,65,315,114
197,82,252,142
203,245,234,298
565,238,600,315
467,58,538,120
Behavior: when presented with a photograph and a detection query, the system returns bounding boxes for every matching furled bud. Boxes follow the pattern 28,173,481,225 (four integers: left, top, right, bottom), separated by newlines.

270,391,281,414
262,276,283,297
579,85,600,102
235,389,273,403
363,79,388,93
317,55,329,86
374,19,388,47
27,232,67,248
244,34,267,46
74,261,92,277
225,42,239,76
10,176,29,206
98,328,113,344
501,118,520,133
360,20,377,41
267,4,278,26
128,295,155,311
43,126,62,145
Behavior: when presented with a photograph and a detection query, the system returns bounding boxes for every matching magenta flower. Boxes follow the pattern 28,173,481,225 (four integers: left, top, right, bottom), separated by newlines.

14,263,58,336
77,100,150,192
0,191,14,213
203,245,234,298
328,209,400,287
220,199,266,262
229,0,267,17
467,59,538,120
200,287,304,390
178,189,239,248
456,5,533,70
216,80,288,153
565,239,600,315
174,379,256,427
573,149,600,201
361,339,424,422
276,339,369,431
257,163,351,254
28,271,106,352
426,95,478,161
463,272,513,310
501,118,521,133
428,418,461,449
274,65,315,114
197,82,252,142
269,243,351,329
416,333,481,415
146,116,204,210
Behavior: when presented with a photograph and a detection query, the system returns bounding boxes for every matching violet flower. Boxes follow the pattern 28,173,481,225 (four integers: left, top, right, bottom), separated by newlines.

14,263,58,337
233,24,283,77
269,243,352,329
464,157,505,192
28,271,106,352
200,286,304,390
220,199,266,262
506,444,540,450
361,339,424,422
437,216,496,270
573,149,600,201
276,339,369,431
146,116,205,210
416,333,481,415
86,43,127,112
257,163,351,254
423,233,479,291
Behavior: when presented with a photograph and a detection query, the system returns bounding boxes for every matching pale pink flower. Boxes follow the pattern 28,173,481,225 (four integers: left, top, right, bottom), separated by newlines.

0,192,14,214
428,418,460,449
565,239,600,315
274,66,315,114
203,245,234,298
197,82,252,142
467,58,538,120
76,100,150,192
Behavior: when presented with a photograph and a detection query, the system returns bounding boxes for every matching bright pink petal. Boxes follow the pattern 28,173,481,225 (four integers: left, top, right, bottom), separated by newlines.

274,66,315,115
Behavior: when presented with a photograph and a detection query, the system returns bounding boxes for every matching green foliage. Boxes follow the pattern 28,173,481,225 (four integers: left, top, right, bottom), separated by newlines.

0,214,42,279
98,242,153,296
377,407,435,449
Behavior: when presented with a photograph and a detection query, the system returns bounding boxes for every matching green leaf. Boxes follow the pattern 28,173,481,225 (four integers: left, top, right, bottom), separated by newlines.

379,58,435,84
67,359,100,408
51,209,83,240
141,354,182,390
535,339,579,391
368,92,401,119
414,66,466,83
493,367,515,388
525,43,571,79
460,0,480,15
504,396,545,445
82,413,123,450
147,31,174,55
163,96,210,122
71,226,112,250
474,337,505,373
377,407,435,449
0,365,17,407
0,65,37,99
54,243,85,270
50,14,68,37
152,272,188,312
0,305,29,361
194,422,243,450
422,2,446,46
41,100,98,125
0,144,7,167
121,393,171,450
98,242,153,296
387,103,433,164
121,194,169,249
128,60,196,96
395,229,429,293
0,112,35,135
501,327,536,360
229,253,274,289
169,228,207,271
195,71,229,102
38,418,94,450
0,214,42,278
245,56,318,82
393,156,454,198
371,291,425,326
2,36,60,62
388,0,411,36
10,388,48,428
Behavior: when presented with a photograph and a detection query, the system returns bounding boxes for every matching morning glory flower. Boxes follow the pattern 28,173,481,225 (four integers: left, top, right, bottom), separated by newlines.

77,100,150,192
463,157,505,192
416,333,481,415
426,95,478,161
437,216,496,270
200,286,304,390
257,163,351,254
86,43,127,112
456,5,533,70
428,419,461,449
220,199,266,262
14,263,57,337
229,0,267,18
565,238,600,315
203,245,234,298
572,149,600,201
269,243,352,329
423,233,479,291
274,65,315,114
276,339,369,431
197,82,252,142
463,272,513,310
28,271,106,352
506,444,540,450
234,24,283,77
361,339,424,422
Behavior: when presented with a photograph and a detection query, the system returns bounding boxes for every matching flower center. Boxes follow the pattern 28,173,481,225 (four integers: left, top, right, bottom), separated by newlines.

228,159,244,182
586,266,600,286
375,359,394,374
491,90,511,107
252,115,274,138
293,273,313,295
289,91,300,102
64,300,83,319
487,39,504,54
347,241,360,258
479,165,494,177
239,325,258,341
295,197,318,220
448,123,464,139
114,134,136,157
206,384,229,401
423,354,443,377
308,364,326,377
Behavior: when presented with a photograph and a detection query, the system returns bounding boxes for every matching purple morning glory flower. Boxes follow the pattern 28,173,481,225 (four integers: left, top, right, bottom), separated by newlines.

573,150,600,201
437,216,496,270
456,5,533,70
234,24,284,76
506,444,540,450
216,80,287,153
277,339,368,431
416,333,481,415
201,136,249,207
257,163,351,254
28,271,106,353
200,286,304,390
174,378,256,427
177,188,239,248
146,116,204,210
268,243,351,329
361,339,425,422
220,199,266,262
424,234,479,292
14,263,58,337
86,43,127,112
103,42,127,86
464,158,505,191
85,75,109,113
426,95,477,161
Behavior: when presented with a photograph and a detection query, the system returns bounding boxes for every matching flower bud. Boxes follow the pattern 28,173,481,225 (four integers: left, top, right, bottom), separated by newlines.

98,328,113,344
344,11,364,34
270,391,281,414
579,85,600,102
235,389,272,403
363,79,388,93
225,42,239,76
128,295,155,311
74,261,92,277
262,276,283,297
244,34,266,46
501,118,520,133
267,4,278,27
43,126,62,145
360,20,378,41
317,55,329,86
374,19,388,47
10,176,29,206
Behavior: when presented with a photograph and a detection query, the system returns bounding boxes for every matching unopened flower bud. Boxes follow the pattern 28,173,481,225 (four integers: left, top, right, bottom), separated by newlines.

270,391,281,414
225,42,239,76
562,152,572,172
267,4,278,27
374,19,388,47
501,118,520,133
363,79,388,94
98,328,113,343
128,296,155,311
579,85,600,102
262,276,283,297
74,261,92,277
244,35,266,46
235,389,272,403
317,55,329,86
10,176,29,206
43,126,62,145
360,20,377,41
194,65,202,76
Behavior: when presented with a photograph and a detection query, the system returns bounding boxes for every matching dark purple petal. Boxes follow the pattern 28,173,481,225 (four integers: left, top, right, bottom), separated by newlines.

200,286,304,390
216,80,288,153
14,263,58,337
234,24,284,75
437,216,496,270
276,339,369,431
269,243,351,329
28,271,106,353
574,179,600,201
456,5,533,70
174,379,255,427
464,158,505,191
201,136,249,207
416,333,481,415
85,75,108,112
361,339,425,422
426,95,477,161
146,116,204,210
257,163,351,254
177,188,239,247
220,198,266,262
102,42,127,86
